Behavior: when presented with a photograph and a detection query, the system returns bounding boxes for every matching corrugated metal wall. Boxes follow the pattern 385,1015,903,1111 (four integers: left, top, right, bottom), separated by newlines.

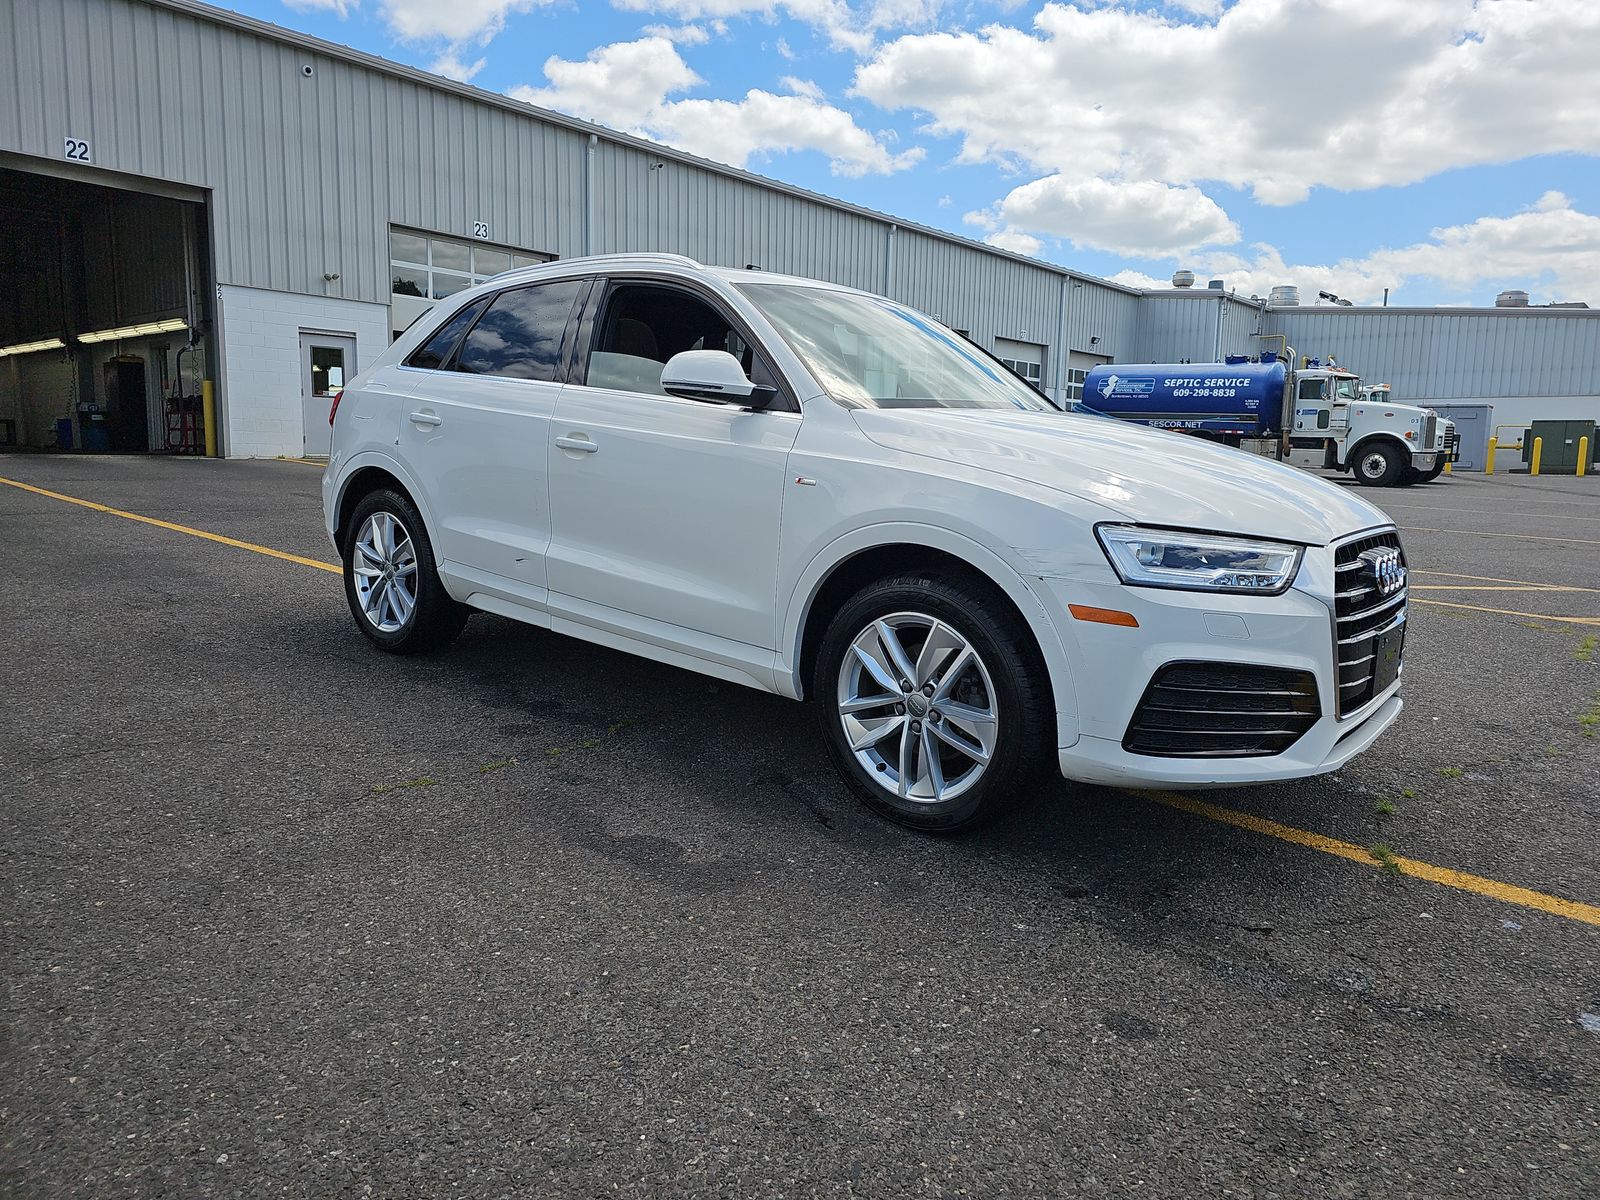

1134,293,1263,362
1266,308,1600,399
0,0,1142,382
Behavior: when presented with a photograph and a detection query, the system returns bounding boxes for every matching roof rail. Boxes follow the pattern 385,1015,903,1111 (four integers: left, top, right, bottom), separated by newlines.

565,252,705,268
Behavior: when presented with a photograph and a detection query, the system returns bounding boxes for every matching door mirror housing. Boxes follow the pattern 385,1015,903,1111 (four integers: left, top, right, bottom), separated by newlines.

660,350,777,410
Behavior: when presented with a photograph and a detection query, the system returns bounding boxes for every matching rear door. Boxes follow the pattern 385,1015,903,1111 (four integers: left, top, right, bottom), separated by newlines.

398,277,588,599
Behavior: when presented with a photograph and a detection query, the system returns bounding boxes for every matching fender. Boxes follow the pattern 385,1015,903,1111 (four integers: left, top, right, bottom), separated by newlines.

778,521,1082,749
1342,434,1408,471
326,448,439,546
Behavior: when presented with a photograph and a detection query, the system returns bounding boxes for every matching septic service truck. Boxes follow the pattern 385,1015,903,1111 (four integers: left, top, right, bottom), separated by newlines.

1080,356,1446,487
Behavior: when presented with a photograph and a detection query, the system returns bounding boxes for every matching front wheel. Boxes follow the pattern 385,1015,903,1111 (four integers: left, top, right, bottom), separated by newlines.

342,488,468,654
813,574,1050,833
1352,442,1405,487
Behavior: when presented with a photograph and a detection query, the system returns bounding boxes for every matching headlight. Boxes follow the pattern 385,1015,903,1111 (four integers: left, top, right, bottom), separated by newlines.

1095,525,1304,595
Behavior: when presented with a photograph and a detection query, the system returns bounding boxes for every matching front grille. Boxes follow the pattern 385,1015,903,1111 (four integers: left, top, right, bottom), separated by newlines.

1444,428,1461,461
1425,413,1438,449
1123,662,1320,758
1333,529,1407,716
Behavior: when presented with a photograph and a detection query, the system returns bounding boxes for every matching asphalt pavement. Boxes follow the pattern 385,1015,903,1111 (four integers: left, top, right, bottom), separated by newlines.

2,453,1597,1199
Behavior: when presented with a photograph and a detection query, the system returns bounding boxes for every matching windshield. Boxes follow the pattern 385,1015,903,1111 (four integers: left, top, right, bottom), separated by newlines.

1334,375,1362,402
738,282,1057,411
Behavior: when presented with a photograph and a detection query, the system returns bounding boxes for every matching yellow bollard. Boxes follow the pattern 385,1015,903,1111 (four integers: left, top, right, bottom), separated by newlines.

1443,458,1452,474
1530,436,1543,476
1580,436,1590,478
1485,435,1497,475
202,380,217,458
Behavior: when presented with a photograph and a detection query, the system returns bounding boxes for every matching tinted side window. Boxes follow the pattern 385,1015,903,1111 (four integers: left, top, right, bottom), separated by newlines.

1297,378,1324,401
453,279,585,380
406,297,489,369
585,283,765,397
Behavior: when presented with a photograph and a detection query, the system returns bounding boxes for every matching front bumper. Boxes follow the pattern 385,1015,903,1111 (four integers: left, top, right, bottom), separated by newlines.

1037,541,1402,789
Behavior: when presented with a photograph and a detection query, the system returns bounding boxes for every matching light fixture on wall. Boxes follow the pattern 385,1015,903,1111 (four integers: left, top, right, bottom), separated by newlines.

0,337,67,358
77,318,189,344
323,272,341,282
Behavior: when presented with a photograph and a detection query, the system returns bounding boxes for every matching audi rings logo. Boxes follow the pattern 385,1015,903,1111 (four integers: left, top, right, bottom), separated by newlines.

1359,546,1406,597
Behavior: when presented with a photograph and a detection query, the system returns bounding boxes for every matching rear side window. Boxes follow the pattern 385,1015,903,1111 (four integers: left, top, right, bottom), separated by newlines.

453,279,585,381
406,297,489,370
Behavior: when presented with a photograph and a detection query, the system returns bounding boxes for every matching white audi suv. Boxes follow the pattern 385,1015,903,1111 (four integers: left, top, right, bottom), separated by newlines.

323,254,1406,831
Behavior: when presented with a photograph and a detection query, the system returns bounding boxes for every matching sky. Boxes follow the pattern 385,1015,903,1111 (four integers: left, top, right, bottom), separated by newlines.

256,0,1600,307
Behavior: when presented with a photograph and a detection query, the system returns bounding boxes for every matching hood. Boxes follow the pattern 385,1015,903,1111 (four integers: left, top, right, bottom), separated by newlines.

852,408,1391,546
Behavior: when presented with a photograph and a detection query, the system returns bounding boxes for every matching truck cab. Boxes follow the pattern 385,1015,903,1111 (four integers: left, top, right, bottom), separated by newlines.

1289,364,1443,486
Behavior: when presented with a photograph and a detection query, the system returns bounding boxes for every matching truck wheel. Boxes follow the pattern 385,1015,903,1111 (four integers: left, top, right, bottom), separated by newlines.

813,573,1049,834
1421,459,1447,482
1352,442,1405,487
1398,466,1421,486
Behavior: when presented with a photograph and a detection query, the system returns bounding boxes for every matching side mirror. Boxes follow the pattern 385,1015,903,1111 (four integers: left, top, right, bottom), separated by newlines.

660,350,778,410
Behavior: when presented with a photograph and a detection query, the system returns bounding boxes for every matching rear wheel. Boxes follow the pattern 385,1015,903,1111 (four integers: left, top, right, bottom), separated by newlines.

1352,442,1405,487
813,574,1049,833
342,488,468,654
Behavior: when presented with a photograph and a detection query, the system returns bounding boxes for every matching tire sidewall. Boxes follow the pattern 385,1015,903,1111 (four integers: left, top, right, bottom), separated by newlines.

1353,443,1403,487
814,577,1040,833
342,489,457,652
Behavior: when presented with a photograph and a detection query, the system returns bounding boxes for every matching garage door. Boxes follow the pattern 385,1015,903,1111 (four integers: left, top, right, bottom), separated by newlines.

993,337,1045,389
0,165,211,455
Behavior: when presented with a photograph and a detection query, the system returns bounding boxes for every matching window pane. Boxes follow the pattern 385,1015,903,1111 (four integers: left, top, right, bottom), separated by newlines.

407,297,490,370
391,265,427,297
454,280,584,380
431,271,472,299
431,238,472,271
586,284,745,395
390,231,428,265
473,248,511,275
511,253,546,269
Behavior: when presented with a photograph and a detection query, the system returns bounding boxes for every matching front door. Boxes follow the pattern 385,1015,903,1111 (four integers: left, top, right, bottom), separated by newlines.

546,281,799,649
300,333,356,458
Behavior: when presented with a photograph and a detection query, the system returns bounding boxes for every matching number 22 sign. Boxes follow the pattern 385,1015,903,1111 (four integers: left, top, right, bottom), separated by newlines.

63,136,92,163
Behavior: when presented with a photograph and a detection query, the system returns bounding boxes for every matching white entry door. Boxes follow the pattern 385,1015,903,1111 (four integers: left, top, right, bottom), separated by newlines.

300,333,356,458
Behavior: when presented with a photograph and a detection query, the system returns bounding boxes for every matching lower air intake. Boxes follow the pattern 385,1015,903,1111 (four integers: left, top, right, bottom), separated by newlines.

1123,661,1321,758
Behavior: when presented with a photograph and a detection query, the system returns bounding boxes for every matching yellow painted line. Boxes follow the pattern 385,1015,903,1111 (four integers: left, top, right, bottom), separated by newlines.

1410,598,1600,625
1410,585,1586,593
1400,525,1600,546
1411,569,1600,591
0,476,340,575
1138,791,1600,928
275,456,328,467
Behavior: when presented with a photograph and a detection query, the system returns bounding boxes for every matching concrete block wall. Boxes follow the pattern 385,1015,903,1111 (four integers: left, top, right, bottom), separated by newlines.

218,285,389,458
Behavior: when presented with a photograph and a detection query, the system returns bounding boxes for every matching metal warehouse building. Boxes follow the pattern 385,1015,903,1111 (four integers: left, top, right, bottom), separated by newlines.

2,0,1596,466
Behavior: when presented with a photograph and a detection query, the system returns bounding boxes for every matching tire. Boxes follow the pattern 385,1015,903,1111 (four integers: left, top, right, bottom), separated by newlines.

1421,459,1447,482
813,573,1050,834
1398,466,1421,486
341,488,468,654
1351,441,1405,487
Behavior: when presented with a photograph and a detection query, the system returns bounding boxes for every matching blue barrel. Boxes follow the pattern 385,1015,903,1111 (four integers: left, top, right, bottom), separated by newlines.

1080,361,1288,436
55,418,74,451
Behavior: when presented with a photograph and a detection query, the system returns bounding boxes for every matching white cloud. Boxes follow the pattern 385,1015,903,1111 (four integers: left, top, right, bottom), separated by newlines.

780,76,824,100
511,37,702,130
611,0,945,53
642,22,713,43
855,0,1600,206
1167,193,1600,305
285,0,357,16
382,1,553,45
984,229,1043,257
510,37,922,176
979,175,1240,257
430,49,487,81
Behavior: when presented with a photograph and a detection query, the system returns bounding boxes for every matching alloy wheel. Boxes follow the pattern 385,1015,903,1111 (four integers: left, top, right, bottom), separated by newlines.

836,611,999,804
351,511,418,633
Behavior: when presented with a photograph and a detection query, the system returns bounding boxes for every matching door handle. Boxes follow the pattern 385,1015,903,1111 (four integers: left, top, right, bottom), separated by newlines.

408,410,442,427
555,435,598,454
